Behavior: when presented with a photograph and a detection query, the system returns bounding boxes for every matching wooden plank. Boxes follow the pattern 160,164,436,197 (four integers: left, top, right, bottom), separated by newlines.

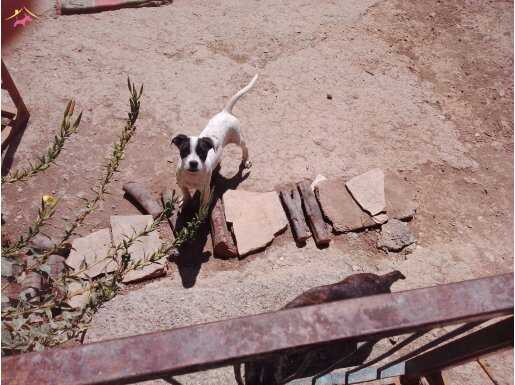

210,196,238,258
123,182,162,218
279,188,311,243
297,180,330,246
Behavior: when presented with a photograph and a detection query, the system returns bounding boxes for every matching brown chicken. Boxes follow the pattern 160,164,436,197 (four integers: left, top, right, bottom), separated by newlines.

236,271,406,385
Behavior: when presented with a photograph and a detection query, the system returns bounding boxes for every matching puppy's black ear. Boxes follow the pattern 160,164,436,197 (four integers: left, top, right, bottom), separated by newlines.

198,137,214,151
172,134,188,148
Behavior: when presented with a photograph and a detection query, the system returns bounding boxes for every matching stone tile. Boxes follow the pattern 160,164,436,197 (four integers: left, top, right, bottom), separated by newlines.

110,215,164,283
224,190,288,257
346,168,386,216
66,229,115,278
316,177,376,233
123,263,166,284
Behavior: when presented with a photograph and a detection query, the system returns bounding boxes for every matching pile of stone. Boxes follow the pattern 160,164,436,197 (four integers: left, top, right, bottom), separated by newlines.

210,168,417,259
314,168,417,251
2,182,167,309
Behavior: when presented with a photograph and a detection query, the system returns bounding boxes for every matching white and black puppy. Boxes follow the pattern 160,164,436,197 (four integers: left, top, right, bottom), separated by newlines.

172,74,258,207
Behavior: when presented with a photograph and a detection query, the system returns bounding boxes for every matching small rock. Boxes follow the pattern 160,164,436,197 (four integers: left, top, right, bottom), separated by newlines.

2,282,23,302
224,190,288,256
45,255,67,279
19,272,43,291
28,234,58,251
66,280,91,309
1,258,23,278
18,272,43,301
346,168,386,216
372,213,389,224
18,288,39,302
66,229,115,278
377,219,416,252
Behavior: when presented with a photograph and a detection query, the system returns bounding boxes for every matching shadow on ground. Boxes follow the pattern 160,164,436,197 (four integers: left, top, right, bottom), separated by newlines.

170,163,250,288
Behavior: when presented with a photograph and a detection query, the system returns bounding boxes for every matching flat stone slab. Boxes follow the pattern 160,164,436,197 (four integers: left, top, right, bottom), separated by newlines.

66,229,115,278
385,173,418,220
316,177,377,233
377,219,416,252
346,168,386,216
122,263,166,283
110,215,164,283
224,190,288,256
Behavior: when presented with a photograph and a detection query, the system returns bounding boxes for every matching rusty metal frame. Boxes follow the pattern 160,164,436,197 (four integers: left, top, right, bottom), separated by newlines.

2,273,513,385
1,60,30,131
288,317,513,384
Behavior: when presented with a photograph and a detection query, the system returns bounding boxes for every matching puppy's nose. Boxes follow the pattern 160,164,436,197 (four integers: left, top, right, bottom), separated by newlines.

189,160,199,171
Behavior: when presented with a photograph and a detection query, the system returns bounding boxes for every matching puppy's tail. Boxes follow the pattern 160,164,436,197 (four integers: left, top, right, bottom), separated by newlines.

223,74,258,114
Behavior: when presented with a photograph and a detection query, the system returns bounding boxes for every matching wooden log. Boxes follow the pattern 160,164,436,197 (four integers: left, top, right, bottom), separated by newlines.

123,182,162,218
297,180,331,247
210,196,238,258
279,188,311,243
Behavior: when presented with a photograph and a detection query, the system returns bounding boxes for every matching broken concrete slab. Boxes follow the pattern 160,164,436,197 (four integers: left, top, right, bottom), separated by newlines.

372,213,389,224
346,168,386,216
110,215,164,283
224,190,288,257
66,229,116,278
316,177,377,233
385,172,418,220
377,219,416,252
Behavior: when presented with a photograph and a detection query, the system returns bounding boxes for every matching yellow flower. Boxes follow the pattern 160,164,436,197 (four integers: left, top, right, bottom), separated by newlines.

42,195,57,207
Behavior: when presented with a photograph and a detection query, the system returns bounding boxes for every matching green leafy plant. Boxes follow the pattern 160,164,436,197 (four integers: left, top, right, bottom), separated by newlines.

1,79,210,355
2,195,59,258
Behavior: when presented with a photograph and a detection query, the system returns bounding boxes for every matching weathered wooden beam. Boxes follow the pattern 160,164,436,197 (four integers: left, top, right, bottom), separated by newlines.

123,182,162,218
297,180,330,246
210,196,238,258
279,188,311,243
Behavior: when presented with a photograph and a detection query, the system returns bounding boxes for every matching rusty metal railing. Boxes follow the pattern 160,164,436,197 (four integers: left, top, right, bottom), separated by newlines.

2,273,513,385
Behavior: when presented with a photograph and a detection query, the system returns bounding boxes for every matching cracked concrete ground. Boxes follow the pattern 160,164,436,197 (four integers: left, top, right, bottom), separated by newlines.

1,0,513,384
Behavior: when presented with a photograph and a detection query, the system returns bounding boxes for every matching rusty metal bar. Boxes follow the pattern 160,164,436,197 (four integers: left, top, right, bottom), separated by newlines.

1,60,30,130
289,317,513,384
404,316,513,376
2,273,513,385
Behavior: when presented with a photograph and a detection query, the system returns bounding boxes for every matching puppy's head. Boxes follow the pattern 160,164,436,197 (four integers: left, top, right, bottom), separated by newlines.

172,134,214,173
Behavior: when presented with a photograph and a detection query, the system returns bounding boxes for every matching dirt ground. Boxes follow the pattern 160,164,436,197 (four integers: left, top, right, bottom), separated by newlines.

1,0,513,384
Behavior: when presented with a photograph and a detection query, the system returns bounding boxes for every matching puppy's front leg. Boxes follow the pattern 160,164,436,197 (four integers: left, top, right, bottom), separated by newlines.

200,185,211,208
180,186,192,207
